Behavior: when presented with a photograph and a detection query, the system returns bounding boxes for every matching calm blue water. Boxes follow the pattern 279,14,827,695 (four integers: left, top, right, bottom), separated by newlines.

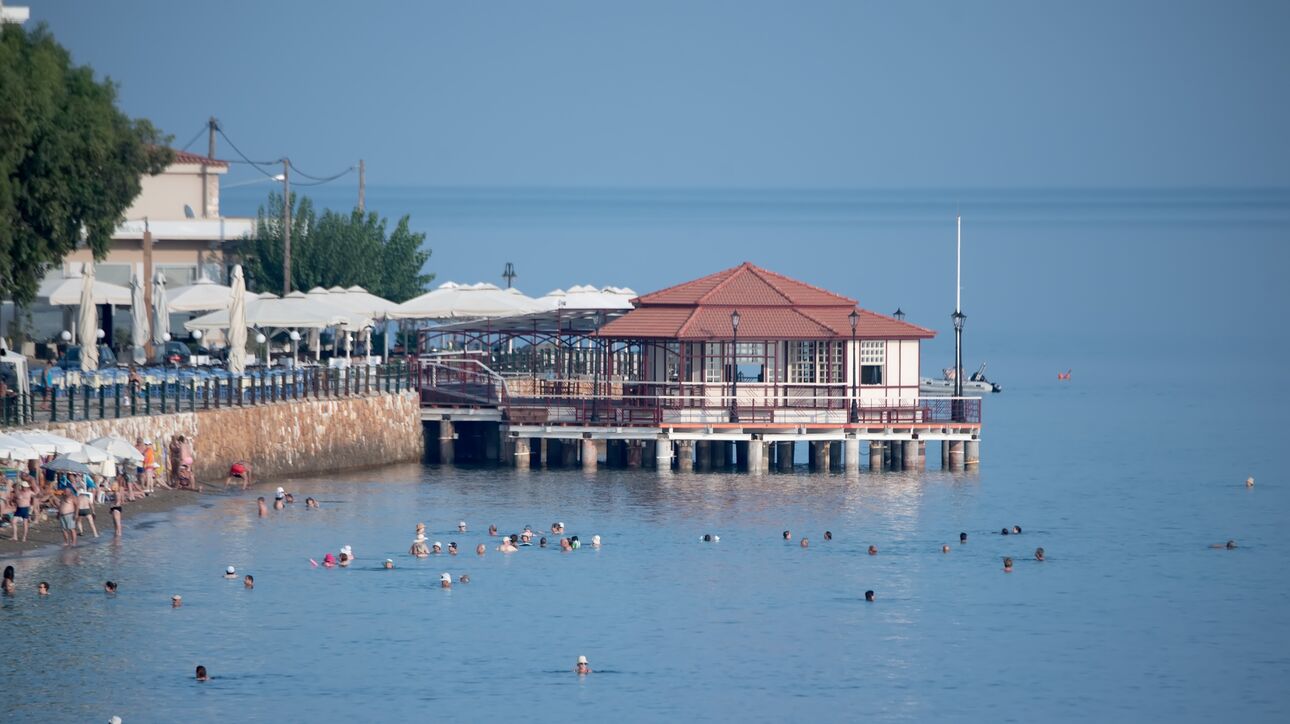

4,188,1288,721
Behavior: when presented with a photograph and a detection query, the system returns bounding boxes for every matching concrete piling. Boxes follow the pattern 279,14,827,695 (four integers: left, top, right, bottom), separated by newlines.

965,439,980,467
903,438,919,470
776,441,794,471
747,439,764,472
829,441,842,472
844,437,860,473
677,440,694,472
655,438,673,470
869,441,883,472
581,438,598,471
948,440,965,471
889,440,903,471
438,420,455,465
514,437,530,470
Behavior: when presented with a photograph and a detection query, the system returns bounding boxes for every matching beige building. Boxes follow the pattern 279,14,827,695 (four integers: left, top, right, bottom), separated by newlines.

12,150,254,344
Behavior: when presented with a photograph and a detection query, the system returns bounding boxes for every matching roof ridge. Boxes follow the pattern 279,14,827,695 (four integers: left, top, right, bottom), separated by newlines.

753,264,856,306
792,307,839,335
741,264,797,305
674,305,703,338
695,261,794,306
636,263,743,304
857,307,936,336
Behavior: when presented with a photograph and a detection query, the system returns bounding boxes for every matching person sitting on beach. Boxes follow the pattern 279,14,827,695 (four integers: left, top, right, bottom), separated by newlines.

575,655,592,675
195,665,208,682
257,497,268,517
225,460,251,490
410,535,430,557
1034,547,1045,561
305,497,319,509
1210,540,1237,549
439,572,452,589
58,489,78,547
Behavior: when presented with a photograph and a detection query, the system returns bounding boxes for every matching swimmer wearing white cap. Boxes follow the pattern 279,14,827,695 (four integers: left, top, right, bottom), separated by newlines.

575,655,591,675
383,559,395,569
591,535,601,548
273,487,285,510
440,572,452,589
224,565,237,578
432,541,442,554
458,521,467,532
340,544,354,560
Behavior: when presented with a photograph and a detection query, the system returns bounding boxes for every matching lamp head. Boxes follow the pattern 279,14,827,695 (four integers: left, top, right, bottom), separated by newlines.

849,309,858,331
730,309,740,332
192,330,203,341
951,311,966,332
289,330,301,341
255,332,267,344
893,308,905,321
162,332,171,342
96,328,106,339
61,330,72,342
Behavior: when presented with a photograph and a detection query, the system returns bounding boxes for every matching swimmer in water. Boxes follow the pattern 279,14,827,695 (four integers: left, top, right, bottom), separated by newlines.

1001,528,1009,536
171,594,181,607
1034,547,1045,561
539,537,548,548
824,531,833,541
195,665,208,682
224,565,237,579
410,535,429,557
1246,476,1254,488
576,655,591,675
800,538,809,548
244,575,254,589
448,542,458,555
284,493,294,504
322,553,337,568
499,537,518,553
702,534,712,542
458,521,467,532
553,522,565,534
960,532,967,544
1209,540,1238,549
338,553,350,567
783,530,792,541
38,582,50,596
868,545,878,555
864,590,875,602
384,559,394,569
440,572,452,589
1003,557,1014,572
560,538,572,551
104,581,117,595
942,545,951,553
592,535,601,548
489,524,498,536
431,541,442,554
3,567,16,595
1013,525,1022,534
257,497,268,517
476,544,486,556
459,574,470,583
306,497,319,509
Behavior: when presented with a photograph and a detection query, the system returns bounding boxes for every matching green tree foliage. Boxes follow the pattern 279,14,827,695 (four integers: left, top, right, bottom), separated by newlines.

240,192,433,302
0,24,172,307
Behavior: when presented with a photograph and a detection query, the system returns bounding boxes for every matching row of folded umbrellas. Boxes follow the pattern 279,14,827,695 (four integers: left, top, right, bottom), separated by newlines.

0,430,145,474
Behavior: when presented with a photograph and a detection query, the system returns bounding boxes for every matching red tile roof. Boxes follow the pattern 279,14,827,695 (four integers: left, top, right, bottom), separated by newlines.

169,150,228,168
599,262,935,341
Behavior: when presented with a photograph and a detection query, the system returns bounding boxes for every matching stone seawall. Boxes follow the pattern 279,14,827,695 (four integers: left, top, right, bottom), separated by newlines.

47,392,422,482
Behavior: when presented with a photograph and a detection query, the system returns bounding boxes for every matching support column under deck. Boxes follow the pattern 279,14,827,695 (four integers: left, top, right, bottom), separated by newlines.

747,439,765,473
677,440,694,472
695,441,710,471
948,440,965,471
965,439,980,467
582,438,598,471
829,441,842,472
903,439,919,470
889,440,905,471
514,437,530,470
844,437,860,473
439,420,455,465
655,438,673,470
776,441,794,471
869,441,884,472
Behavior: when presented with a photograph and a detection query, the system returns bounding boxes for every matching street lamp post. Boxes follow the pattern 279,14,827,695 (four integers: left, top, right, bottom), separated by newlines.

849,309,859,423
729,310,740,424
951,310,966,421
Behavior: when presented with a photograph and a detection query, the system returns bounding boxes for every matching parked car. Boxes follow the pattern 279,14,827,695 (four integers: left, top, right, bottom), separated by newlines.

159,341,191,365
56,344,118,370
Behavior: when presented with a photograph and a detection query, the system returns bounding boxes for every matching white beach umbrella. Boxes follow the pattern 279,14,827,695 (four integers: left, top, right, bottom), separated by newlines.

0,433,41,460
130,267,148,364
8,430,84,456
152,269,170,346
40,267,132,306
78,265,99,372
389,281,542,320
185,293,365,332
311,285,400,320
167,276,243,313
66,442,110,465
88,434,145,463
538,284,635,312
227,265,247,374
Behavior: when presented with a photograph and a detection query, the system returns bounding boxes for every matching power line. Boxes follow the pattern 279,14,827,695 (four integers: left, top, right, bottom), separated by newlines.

288,159,355,184
178,124,207,152
215,127,281,179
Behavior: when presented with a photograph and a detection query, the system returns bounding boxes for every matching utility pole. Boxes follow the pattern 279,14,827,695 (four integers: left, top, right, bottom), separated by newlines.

142,219,154,359
282,158,291,295
201,116,219,218
358,159,366,212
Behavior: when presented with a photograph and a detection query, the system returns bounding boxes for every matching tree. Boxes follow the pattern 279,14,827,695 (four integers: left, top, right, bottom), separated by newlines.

0,24,172,309
239,191,433,302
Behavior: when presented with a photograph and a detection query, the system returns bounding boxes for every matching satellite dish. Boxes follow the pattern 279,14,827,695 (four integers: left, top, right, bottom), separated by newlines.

184,204,196,219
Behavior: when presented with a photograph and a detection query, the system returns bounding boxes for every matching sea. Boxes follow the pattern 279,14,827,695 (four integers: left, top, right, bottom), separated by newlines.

2,187,1288,722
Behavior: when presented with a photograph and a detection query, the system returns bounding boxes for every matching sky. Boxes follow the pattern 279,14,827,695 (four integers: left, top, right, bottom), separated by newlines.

24,0,1290,189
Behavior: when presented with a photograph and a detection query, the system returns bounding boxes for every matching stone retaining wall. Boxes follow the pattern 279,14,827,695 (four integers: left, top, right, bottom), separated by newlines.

46,392,422,482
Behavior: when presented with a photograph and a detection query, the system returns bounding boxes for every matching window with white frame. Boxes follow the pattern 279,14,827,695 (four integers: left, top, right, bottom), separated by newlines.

789,341,816,383
860,340,885,385
704,342,725,383
825,341,844,383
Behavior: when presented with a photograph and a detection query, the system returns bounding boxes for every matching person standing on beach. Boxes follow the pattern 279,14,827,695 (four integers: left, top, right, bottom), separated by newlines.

58,489,77,546
11,479,34,542
108,476,125,537
75,484,99,538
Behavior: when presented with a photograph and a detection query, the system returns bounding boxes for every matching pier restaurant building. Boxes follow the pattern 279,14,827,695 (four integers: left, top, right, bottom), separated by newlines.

416,263,982,472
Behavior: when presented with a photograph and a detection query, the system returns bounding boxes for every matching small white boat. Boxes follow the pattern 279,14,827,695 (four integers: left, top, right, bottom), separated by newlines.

920,363,1001,396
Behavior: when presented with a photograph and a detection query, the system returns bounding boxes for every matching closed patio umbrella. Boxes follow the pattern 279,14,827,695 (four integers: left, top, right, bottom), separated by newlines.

227,265,247,374
78,265,99,372
130,267,148,364
152,270,170,347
